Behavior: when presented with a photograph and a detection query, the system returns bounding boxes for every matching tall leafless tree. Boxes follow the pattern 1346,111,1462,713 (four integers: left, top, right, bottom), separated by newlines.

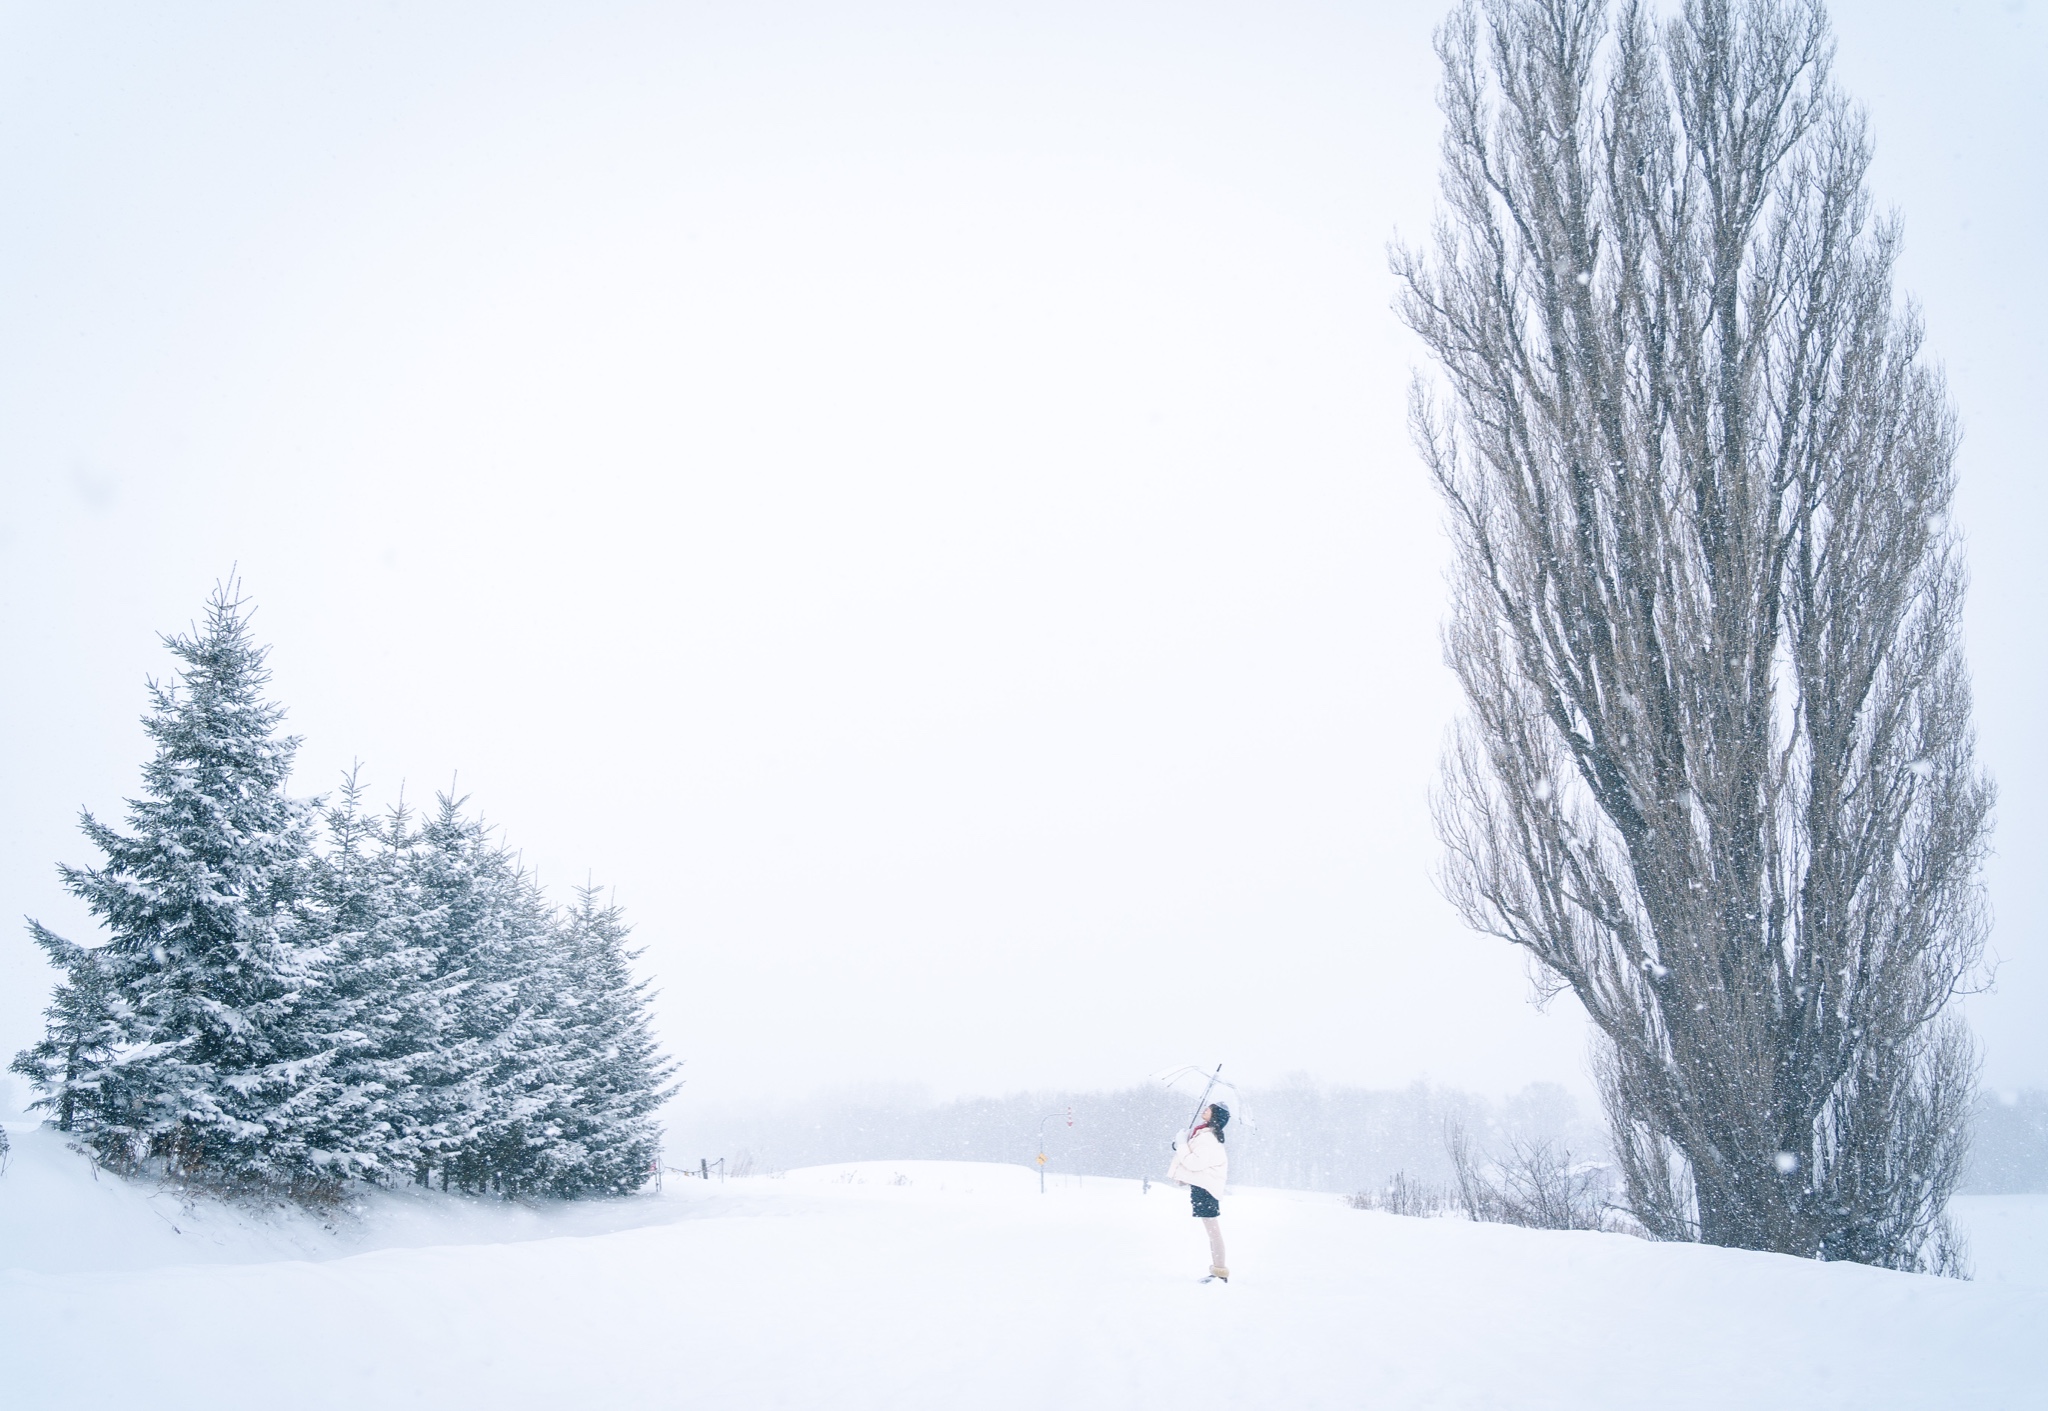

1395,0,1991,1271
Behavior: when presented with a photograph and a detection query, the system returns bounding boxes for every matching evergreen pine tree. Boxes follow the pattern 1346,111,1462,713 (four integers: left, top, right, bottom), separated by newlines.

463,863,570,1196
11,582,336,1187
9,930,121,1134
545,884,677,1195
15,584,680,1203
301,767,418,1181
392,790,549,1193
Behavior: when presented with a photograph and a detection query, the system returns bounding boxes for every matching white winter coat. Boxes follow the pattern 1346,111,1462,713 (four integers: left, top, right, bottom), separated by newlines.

1167,1126,1228,1194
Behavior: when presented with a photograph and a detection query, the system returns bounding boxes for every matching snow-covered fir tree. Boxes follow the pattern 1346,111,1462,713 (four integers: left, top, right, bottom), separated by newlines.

9,930,121,1135
11,582,338,1187
458,860,572,1198
311,785,677,1196
538,884,678,1195
15,583,678,1202
301,768,423,1182
389,790,558,1194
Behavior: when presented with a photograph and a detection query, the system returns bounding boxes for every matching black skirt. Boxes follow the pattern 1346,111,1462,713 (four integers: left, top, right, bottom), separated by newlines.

1189,1184,1220,1218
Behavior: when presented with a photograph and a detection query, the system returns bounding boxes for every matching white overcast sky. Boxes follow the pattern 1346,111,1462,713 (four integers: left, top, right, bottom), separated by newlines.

2,1,2043,1114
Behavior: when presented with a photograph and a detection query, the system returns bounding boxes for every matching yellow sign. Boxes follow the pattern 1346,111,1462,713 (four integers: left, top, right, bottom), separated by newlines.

1036,1153,1046,1165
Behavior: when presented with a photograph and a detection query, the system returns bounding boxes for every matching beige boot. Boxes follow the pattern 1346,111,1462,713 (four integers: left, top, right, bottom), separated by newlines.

1205,1265,1230,1283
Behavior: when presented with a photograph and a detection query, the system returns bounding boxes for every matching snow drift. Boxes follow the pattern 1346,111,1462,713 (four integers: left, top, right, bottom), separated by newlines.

2,1120,2043,1409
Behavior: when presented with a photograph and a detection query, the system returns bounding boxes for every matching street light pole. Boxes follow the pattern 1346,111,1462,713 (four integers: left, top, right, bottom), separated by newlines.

1037,1107,1073,1195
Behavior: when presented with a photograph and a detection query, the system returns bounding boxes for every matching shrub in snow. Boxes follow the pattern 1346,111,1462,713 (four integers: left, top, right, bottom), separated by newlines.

1445,1122,1622,1235
1347,1170,1454,1218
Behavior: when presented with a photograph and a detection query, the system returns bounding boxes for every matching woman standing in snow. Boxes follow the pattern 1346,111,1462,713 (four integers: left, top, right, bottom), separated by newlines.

1167,1102,1230,1282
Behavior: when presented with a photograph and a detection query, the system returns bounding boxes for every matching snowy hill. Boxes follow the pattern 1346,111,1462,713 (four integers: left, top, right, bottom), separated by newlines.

3,1119,2043,1409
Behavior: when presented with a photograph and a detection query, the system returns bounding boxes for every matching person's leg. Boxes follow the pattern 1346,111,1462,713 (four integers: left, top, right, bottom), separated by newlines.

1203,1217,1226,1271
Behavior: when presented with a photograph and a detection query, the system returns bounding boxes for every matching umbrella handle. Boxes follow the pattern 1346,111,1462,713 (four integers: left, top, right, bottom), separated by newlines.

1188,1064,1222,1131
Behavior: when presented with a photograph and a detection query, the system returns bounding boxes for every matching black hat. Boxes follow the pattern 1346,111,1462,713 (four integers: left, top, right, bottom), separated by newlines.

1209,1102,1231,1133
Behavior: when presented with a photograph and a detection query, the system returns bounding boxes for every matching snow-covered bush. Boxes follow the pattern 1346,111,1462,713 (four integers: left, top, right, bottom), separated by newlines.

1445,1122,1620,1234
1347,1170,1453,1218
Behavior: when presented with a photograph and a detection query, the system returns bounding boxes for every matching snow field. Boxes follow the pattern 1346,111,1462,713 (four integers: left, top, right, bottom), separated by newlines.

3,1124,2043,1409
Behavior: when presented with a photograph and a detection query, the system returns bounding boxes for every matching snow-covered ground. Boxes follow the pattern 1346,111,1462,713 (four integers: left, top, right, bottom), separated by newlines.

3,1120,2042,1409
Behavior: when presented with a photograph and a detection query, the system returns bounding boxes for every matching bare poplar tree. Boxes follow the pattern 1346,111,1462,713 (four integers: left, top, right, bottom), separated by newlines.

1395,0,1992,1271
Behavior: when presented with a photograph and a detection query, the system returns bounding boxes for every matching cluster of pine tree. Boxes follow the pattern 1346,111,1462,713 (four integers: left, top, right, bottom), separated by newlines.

10,584,676,1200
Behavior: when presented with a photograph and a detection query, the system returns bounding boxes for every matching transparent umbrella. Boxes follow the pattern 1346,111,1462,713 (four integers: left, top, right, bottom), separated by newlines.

1153,1064,1247,1137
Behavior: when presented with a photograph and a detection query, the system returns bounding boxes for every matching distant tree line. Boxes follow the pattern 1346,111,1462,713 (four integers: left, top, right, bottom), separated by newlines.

672,1079,1610,1193
10,584,676,1200
1966,1093,2048,1195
